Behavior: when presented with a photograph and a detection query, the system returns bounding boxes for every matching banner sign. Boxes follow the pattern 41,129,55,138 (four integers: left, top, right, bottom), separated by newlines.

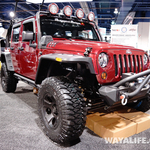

111,25,138,48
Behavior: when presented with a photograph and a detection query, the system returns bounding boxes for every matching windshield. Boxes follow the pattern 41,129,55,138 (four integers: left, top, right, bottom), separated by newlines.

40,17,99,41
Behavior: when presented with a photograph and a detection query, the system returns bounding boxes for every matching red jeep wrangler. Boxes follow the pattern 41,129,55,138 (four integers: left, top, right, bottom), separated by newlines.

1,3,150,145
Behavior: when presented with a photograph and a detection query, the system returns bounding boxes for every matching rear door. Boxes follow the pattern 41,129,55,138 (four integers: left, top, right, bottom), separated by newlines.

10,23,21,74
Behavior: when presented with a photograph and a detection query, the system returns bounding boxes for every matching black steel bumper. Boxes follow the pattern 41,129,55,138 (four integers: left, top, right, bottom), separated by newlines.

98,69,150,106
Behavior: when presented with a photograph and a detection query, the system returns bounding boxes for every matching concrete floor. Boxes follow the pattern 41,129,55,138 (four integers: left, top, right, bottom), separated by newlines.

0,81,150,150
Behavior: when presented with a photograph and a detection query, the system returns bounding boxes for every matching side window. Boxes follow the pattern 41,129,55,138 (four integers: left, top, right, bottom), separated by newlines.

12,26,20,42
23,22,34,41
23,22,33,32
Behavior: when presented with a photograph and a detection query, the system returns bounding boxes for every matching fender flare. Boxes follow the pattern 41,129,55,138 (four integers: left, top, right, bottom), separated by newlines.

1,51,14,71
35,54,96,84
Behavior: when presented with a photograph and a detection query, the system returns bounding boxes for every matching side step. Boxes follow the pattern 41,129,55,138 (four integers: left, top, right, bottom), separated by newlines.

14,73,40,89
86,106,150,143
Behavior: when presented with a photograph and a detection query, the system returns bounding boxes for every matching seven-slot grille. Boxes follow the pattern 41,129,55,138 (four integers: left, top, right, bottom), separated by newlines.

114,54,143,76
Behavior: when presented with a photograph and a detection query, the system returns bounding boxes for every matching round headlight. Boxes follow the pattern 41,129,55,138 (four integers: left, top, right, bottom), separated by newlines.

143,54,148,65
98,53,109,68
48,3,59,15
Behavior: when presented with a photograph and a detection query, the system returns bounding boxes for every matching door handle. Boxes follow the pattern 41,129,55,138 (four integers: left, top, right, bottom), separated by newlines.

10,47,14,50
19,47,24,51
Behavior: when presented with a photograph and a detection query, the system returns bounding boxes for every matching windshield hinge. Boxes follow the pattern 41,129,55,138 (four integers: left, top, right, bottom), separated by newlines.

84,47,92,56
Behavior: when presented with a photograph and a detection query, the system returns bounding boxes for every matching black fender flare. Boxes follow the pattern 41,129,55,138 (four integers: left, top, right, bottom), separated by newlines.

35,54,96,84
1,52,14,71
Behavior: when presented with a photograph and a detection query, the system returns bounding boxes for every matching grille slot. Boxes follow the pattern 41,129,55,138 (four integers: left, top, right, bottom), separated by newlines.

132,55,136,73
128,55,132,72
140,55,143,71
114,55,118,76
124,55,127,73
119,55,123,75
136,55,140,73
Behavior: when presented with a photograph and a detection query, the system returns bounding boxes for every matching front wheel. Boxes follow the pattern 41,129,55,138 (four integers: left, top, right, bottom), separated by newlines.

38,76,87,145
128,91,150,112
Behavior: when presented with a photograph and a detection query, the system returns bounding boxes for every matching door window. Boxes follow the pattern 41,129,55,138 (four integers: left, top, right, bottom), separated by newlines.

12,26,20,42
23,22,34,41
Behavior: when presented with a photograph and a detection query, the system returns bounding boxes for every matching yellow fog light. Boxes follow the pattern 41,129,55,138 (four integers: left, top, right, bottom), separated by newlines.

101,72,107,80
56,57,62,62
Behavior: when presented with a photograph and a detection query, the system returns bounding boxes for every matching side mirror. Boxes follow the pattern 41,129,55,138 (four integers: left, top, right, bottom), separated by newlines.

0,39,6,52
22,31,33,41
40,35,53,48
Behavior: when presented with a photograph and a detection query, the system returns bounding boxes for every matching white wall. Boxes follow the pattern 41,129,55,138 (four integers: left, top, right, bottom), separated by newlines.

137,22,150,54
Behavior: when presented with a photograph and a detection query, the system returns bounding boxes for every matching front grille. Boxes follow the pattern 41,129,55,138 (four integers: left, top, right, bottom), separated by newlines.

114,54,143,76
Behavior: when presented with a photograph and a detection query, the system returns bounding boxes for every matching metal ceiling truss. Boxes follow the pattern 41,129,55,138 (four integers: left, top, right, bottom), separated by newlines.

0,0,150,31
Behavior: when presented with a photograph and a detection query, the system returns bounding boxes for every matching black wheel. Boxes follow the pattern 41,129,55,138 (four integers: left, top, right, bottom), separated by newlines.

38,76,87,145
1,63,17,93
128,92,150,112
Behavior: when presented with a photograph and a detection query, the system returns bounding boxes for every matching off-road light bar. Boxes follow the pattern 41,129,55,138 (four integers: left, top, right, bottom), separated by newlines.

63,5,72,17
48,4,95,22
75,8,84,19
48,3,59,15
87,12,95,21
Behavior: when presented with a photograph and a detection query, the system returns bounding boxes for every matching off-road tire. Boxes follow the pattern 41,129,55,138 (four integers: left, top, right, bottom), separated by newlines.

1,63,17,92
38,76,87,145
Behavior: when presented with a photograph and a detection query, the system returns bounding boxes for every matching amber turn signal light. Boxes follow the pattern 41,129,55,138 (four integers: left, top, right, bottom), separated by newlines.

101,72,107,80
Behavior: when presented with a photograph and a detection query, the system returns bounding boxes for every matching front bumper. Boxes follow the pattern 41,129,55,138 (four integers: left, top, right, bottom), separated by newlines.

98,69,150,106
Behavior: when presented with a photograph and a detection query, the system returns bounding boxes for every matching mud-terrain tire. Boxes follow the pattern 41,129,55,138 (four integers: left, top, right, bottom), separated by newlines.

38,76,87,145
129,91,150,112
1,63,17,92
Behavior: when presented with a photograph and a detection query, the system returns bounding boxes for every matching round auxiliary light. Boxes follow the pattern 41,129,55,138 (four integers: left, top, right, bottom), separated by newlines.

63,5,72,17
88,12,95,21
48,3,59,15
76,8,84,19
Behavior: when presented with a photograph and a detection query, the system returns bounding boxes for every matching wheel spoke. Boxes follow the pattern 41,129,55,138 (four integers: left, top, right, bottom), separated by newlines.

42,95,59,128
43,99,52,109
2,77,6,86
48,116,57,127
52,106,58,117
46,113,53,123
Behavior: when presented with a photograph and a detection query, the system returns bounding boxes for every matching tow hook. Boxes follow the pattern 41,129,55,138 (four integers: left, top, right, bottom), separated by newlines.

120,94,128,105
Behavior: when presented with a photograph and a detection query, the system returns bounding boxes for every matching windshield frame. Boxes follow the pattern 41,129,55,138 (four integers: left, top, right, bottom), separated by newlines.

39,14,102,41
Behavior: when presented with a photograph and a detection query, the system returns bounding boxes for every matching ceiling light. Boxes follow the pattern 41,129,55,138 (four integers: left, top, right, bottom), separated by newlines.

26,0,92,3
9,11,15,18
111,21,115,25
114,8,118,14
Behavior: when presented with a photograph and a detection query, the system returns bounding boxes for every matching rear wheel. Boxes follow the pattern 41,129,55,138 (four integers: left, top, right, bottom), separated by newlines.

1,63,17,92
129,91,150,112
38,76,87,145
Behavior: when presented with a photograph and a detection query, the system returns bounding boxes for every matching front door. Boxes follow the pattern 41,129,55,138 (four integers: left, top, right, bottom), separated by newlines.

19,19,37,80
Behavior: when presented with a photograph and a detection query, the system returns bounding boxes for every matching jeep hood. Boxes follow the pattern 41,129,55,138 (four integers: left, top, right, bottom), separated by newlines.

46,40,144,54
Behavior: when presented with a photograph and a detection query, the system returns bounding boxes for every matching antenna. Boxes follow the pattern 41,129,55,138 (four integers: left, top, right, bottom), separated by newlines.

40,0,45,11
15,0,19,14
